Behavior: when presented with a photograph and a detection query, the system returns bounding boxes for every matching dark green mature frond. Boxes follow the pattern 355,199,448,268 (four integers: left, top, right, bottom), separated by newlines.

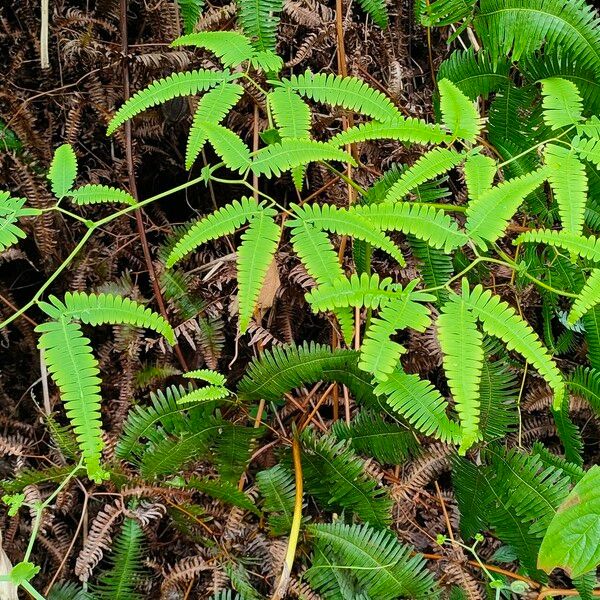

331,118,450,146
185,83,244,169
438,79,483,142
301,429,392,527
67,185,136,206
438,293,484,453
307,522,439,600
532,442,585,484
250,139,355,177
39,292,175,344
36,318,104,481
568,268,600,324
437,49,511,99
1,465,74,494
460,280,566,408
332,411,419,464
238,0,282,52
212,423,263,483
256,464,299,534
356,0,388,27
0,191,41,251
351,202,468,252
107,70,231,135
177,0,204,34
225,562,262,600
376,370,461,443
237,342,376,405
465,168,548,248
93,518,145,600
281,71,402,122
567,366,600,416
166,197,262,267
383,148,465,202
48,143,77,198
583,306,600,369
408,235,453,304
185,476,260,514
516,229,600,263
551,403,584,466
171,32,254,67
474,0,600,78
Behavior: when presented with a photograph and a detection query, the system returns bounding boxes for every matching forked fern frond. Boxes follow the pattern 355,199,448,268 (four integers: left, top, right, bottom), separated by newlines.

465,168,548,248
0,192,41,252
106,70,231,135
281,71,402,122
438,78,483,142
383,148,465,202
171,32,254,67
67,185,136,206
541,77,584,130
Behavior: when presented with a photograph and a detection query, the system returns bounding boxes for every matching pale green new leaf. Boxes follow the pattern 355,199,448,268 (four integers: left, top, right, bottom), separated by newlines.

171,32,254,67
0,192,41,251
268,88,311,139
67,184,136,206
202,122,252,172
438,79,483,142
48,144,77,197
541,77,584,130
184,369,227,386
572,135,600,167
515,230,600,263
176,386,229,404
568,268,600,325
538,466,600,578
463,152,496,202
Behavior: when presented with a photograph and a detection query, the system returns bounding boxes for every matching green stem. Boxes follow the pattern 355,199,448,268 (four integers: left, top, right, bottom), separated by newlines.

21,580,46,600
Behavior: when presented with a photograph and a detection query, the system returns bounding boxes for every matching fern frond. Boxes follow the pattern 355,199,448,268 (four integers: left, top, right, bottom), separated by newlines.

545,144,588,236
383,148,465,202
577,115,600,138
417,0,475,27
567,366,600,415
356,0,388,27
332,411,418,464
463,152,495,201
438,294,484,453
237,209,280,332
583,307,600,369
106,70,231,135
465,168,548,248
184,369,226,386
331,118,449,146
249,50,283,72
301,429,392,527
176,386,230,404
238,0,282,52
567,268,600,324
48,144,77,197
36,319,104,481
290,203,404,265
438,79,482,142
281,71,402,122
532,442,585,484
212,423,263,483
256,464,298,534
237,342,376,405
551,402,584,465
0,192,41,251
376,370,461,443
408,235,453,304
250,139,355,177
307,522,438,599
171,32,254,67
93,518,145,600
185,476,260,514
166,197,262,267
202,122,252,172
177,0,204,33
541,77,584,130
515,229,600,263
460,279,566,408
185,83,244,169
39,292,175,344
572,134,600,167
268,88,311,139
351,202,468,252
67,184,136,206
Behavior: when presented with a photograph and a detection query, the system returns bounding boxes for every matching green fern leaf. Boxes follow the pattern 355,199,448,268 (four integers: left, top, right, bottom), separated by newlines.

290,203,405,265
268,88,311,139
185,83,244,169
250,139,355,177
577,115,600,138
36,318,104,481
465,167,548,248
177,0,204,34
237,342,376,405
202,121,252,172
256,464,299,534
281,71,402,122
408,235,453,304
332,411,418,464
307,522,438,599
237,209,280,332
171,32,254,67
417,0,476,27
184,369,226,386
545,144,588,236
0,192,41,251
541,77,584,129
166,197,262,267
515,229,600,263
48,143,77,197
351,202,468,252
301,429,392,526
212,423,263,483
238,0,282,52
107,70,231,135
568,268,600,324
185,476,260,514
356,0,388,27
249,50,283,72
551,403,584,466
383,148,465,202
438,79,482,142
330,118,450,146
376,370,462,443
438,294,484,453
176,386,230,404
67,184,135,206
572,135,600,167
463,152,495,201
39,292,175,344
460,279,565,408
568,366,600,416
